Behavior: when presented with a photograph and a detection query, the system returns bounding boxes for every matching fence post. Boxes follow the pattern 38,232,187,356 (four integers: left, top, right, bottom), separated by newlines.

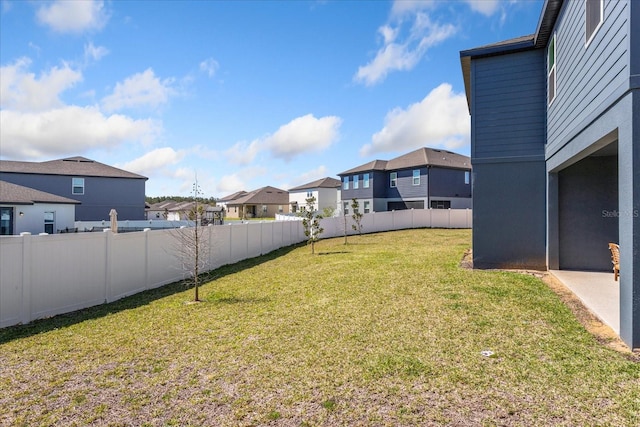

104,230,112,303
20,232,32,325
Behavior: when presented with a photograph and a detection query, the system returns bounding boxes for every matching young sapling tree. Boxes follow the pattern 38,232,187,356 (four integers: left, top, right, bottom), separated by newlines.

301,196,324,254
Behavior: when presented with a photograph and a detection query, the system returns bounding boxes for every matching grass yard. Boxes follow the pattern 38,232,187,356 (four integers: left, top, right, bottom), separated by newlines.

1,229,639,426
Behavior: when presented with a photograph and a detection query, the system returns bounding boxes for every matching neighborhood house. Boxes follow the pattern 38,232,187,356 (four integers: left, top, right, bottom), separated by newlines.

0,156,148,223
338,147,471,215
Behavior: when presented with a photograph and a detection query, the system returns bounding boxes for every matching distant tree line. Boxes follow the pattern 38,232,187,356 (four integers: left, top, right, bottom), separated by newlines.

146,196,218,205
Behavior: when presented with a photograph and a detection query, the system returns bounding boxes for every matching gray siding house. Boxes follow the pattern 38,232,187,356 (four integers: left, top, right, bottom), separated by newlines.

338,147,471,214
0,157,148,221
461,0,639,348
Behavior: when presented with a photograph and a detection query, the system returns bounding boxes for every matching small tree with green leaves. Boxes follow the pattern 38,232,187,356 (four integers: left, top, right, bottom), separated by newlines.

301,196,324,254
351,198,364,235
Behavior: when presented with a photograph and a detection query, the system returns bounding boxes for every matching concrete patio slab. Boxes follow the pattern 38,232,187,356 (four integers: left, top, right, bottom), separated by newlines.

550,270,619,334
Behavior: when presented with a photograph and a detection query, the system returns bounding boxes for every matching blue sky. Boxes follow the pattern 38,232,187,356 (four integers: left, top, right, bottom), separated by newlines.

0,0,544,197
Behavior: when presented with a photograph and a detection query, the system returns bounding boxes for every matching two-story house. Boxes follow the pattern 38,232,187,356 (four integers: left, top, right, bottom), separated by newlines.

0,156,148,221
461,0,639,348
338,147,471,214
288,177,341,214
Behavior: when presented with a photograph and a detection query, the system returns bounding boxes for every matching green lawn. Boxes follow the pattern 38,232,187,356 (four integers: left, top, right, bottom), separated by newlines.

1,229,638,426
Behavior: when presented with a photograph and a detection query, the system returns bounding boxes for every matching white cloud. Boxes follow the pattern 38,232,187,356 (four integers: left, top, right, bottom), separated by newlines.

0,57,82,111
224,139,262,166
354,13,456,86
360,83,470,156
101,68,176,112
118,147,185,177
264,114,342,161
36,0,109,34
0,106,160,159
217,173,246,194
199,58,219,78
292,165,328,188
465,0,500,16
84,42,109,63
224,114,341,165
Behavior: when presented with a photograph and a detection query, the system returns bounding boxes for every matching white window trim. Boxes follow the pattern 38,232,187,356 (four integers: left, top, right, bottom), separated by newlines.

343,176,349,190
363,173,370,188
390,172,397,188
548,32,557,106
412,170,420,186
72,177,85,195
585,0,604,48
354,174,359,189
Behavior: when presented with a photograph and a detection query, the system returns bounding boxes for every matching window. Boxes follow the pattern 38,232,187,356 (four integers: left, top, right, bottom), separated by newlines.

278,205,283,213
364,201,370,214
44,211,55,234
547,33,556,105
412,169,420,186
343,201,349,215
431,200,451,209
0,207,13,235
72,177,84,195
353,174,359,189
307,190,313,198
586,0,603,45
363,173,370,188
343,176,349,190
465,171,470,185
262,205,268,213
390,172,397,188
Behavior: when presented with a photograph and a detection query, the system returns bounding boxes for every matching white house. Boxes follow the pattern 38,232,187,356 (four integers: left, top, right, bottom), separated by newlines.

288,177,341,214
0,180,79,235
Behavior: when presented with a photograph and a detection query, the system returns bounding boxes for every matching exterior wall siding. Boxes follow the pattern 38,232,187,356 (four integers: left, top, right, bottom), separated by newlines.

468,48,546,270
384,168,427,199
472,49,546,160
429,168,471,198
547,0,630,157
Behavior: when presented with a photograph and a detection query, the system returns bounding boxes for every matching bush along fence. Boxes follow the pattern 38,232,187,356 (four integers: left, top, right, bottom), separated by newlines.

0,209,471,328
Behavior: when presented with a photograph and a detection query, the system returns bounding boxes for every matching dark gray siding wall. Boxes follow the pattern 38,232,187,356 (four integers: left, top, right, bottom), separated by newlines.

385,168,427,199
338,174,374,200
371,171,387,199
0,173,146,221
430,168,471,198
472,162,547,269
472,49,546,160
470,48,547,269
558,156,618,271
547,0,630,157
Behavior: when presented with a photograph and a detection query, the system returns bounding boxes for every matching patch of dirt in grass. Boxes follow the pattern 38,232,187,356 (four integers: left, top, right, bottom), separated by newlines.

459,249,639,360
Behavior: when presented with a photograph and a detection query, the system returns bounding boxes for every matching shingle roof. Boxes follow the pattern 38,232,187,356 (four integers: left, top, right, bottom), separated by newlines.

338,160,388,175
0,156,147,180
386,147,470,170
0,180,81,205
228,186,289,205
147,200,221,212
338,148,470,176
218,190,248,202
288,177,341,191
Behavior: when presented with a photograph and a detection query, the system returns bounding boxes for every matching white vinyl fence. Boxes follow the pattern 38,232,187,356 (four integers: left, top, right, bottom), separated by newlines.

1,209,471,328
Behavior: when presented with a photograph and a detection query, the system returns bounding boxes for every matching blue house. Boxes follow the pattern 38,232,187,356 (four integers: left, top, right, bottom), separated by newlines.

0,156,148,221
338,147,471,214
461,0,639,348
